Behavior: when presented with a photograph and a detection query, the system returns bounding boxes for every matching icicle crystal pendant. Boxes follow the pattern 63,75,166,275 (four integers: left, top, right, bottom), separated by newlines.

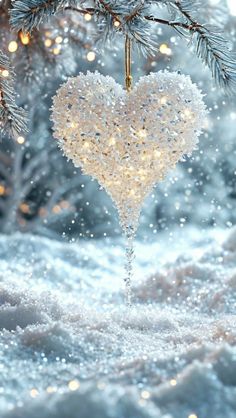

51,71,207,303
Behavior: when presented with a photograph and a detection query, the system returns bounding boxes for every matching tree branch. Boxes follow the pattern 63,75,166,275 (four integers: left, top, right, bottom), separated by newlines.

0,162,11,181
0,50,28,137
9,0,236,93
145,15,200,30
44,175,82,213
97,0,122,24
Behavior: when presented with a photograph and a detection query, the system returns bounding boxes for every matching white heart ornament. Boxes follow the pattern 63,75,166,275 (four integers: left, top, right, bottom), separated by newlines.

52,71,206,233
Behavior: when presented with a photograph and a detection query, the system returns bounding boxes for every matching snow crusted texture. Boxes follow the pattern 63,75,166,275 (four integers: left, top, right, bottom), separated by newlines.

51,71,207,229
0,228,236,418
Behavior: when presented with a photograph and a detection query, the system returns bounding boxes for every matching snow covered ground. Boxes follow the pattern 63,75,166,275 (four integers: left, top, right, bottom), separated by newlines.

0,227,236,418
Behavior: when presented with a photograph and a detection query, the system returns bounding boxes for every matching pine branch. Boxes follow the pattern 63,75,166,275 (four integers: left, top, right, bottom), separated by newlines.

145,15,200,31
0,51,28,137
10,0,77,32
97,0,122,24
192,26,236,93
10,0,236,93
171,1,236,93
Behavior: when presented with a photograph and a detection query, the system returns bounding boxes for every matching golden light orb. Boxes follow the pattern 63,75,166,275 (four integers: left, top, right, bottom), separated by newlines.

84,13,92,21
1,69,9,78
17,136,25,144
159,43,172,56
8,41,18,53
68,380,80,391
87,51,96,62
19,31,30,45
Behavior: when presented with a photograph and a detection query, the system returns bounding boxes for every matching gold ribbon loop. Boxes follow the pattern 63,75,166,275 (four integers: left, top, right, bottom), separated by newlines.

125,35,132,92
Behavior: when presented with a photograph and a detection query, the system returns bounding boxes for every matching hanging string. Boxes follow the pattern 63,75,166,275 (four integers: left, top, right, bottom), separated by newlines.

124,35,133,306
125,35,132,92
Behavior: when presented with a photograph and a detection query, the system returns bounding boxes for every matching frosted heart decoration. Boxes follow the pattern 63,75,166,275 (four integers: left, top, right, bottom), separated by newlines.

51,71,207,235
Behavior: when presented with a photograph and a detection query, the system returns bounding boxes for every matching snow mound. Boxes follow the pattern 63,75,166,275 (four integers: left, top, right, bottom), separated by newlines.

0,228,236,418
0,286,62,331
134,227,236,314
5,384,161,418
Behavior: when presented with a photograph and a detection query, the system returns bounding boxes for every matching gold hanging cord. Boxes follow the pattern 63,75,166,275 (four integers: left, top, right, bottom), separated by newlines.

125,35,132,92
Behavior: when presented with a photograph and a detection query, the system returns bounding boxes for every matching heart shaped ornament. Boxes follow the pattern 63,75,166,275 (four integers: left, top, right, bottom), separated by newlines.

52,71,207,236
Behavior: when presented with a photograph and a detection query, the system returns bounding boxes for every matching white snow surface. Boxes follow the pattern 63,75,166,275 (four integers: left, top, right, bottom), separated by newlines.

0,227,236,418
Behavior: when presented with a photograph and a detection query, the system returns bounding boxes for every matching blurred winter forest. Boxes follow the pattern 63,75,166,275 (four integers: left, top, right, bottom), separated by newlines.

0,0,236,240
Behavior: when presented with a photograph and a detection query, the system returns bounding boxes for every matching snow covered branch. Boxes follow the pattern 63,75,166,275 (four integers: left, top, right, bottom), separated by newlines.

9,0,76,32
169,1,236,93
0,50,28,137
10,0,236,94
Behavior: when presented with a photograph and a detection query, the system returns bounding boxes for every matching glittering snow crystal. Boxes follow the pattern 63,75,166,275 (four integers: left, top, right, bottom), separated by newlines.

51,71,207,232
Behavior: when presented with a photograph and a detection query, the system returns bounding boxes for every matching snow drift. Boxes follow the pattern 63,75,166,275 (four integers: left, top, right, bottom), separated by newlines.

0,228,236,418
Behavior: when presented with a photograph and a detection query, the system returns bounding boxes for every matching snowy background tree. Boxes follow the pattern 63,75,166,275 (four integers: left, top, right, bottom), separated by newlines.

0,1,236,418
